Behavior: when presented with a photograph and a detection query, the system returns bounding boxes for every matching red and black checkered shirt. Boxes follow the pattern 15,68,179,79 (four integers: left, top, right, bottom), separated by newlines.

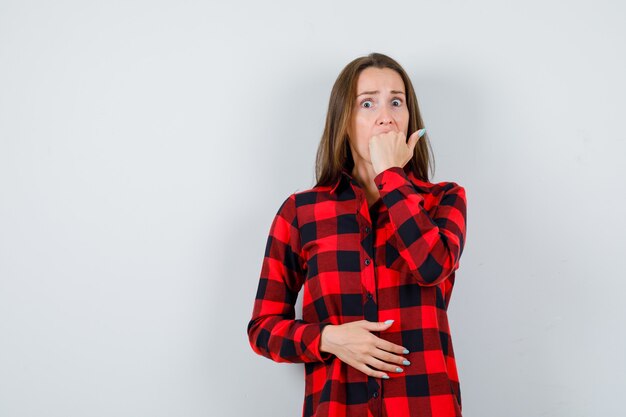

247,165,467,417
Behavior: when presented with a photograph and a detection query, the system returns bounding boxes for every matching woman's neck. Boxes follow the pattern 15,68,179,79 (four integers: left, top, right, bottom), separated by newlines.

351,161,381,207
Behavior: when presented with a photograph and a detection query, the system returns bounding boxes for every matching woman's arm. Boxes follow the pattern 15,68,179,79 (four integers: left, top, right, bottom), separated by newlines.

373,167,467,287
246,193,333,363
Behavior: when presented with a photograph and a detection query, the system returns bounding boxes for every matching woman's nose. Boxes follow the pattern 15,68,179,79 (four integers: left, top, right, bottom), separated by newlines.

377,105,394,125
377,111,393,125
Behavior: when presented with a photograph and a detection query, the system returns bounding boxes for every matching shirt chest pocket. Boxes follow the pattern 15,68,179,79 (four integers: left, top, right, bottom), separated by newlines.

383,224,402,270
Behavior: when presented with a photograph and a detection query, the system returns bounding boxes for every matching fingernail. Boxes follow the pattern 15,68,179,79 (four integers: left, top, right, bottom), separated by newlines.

402,349,409,354
395,367,403,373
384,319,394,325
382,374,390,379
418,128,427,137
403,360,411,366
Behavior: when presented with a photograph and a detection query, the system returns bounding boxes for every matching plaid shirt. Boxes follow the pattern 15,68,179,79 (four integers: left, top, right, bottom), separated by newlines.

247,165,467,417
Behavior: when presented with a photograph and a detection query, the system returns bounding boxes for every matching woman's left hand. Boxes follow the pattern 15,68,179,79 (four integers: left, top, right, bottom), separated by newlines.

369,128,426,175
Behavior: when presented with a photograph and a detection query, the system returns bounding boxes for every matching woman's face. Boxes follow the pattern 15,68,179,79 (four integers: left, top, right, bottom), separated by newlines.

347,66,410,167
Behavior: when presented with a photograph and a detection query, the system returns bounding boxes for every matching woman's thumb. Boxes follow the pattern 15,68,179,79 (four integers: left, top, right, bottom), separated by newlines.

407,128,426,152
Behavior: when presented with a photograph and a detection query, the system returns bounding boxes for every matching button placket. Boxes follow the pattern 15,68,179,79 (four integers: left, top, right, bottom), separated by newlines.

357,186,378,329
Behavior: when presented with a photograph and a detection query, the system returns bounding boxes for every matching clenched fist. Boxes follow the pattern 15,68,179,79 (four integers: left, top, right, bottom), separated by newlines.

369,128,426,175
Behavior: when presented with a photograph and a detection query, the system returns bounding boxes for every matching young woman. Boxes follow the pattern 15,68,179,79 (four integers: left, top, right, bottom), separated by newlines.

247,52,468,417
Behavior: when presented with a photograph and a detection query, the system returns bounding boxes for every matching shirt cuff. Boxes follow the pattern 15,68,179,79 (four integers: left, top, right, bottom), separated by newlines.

308,322,334,362
373,166,412,193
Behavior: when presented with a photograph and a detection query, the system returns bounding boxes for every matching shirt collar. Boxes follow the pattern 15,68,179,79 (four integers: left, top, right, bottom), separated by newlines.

330,168,354,195
330,165,420,195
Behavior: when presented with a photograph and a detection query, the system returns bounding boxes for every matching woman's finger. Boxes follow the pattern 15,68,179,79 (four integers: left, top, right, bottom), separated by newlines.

358,319,394,332
357,362,390,380
366,355,404,375
373,347,410,367
375,337,409,356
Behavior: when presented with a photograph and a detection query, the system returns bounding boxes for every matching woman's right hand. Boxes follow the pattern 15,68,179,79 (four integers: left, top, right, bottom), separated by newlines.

319,320,410,379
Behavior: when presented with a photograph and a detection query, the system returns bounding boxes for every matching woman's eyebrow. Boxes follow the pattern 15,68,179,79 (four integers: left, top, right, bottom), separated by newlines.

356,90,405,97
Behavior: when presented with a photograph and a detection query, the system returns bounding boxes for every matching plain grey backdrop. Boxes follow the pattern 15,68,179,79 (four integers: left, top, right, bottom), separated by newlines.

1,0,625,416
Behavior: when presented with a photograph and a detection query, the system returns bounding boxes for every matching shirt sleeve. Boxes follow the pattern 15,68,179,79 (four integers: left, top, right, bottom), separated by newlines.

374,166,467,287
247,193,333,363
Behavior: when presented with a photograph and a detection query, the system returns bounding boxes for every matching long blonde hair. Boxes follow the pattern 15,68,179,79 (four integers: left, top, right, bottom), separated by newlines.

314,52,435,187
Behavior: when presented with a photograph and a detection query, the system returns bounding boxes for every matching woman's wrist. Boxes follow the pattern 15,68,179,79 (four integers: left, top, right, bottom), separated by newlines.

320,324,335,354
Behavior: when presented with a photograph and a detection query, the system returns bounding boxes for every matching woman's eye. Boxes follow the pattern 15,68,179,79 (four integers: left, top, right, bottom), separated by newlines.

362,100,373,108
392,98,402,106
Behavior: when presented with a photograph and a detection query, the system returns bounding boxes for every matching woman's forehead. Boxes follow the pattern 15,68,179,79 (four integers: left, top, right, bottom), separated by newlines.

356,67,405,93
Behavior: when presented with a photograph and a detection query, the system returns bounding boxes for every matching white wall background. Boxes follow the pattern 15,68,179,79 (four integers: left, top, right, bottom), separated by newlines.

1,1,625,416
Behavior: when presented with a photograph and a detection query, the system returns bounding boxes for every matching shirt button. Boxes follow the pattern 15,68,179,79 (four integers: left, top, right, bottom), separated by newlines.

377,184,383,190
365,226,371,234
373,391,379,398
367,292,373,300
364,258,370,266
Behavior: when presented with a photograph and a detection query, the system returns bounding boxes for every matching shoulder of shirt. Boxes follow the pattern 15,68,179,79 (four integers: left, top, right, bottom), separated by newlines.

404,171,464,196
286,173,463,201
